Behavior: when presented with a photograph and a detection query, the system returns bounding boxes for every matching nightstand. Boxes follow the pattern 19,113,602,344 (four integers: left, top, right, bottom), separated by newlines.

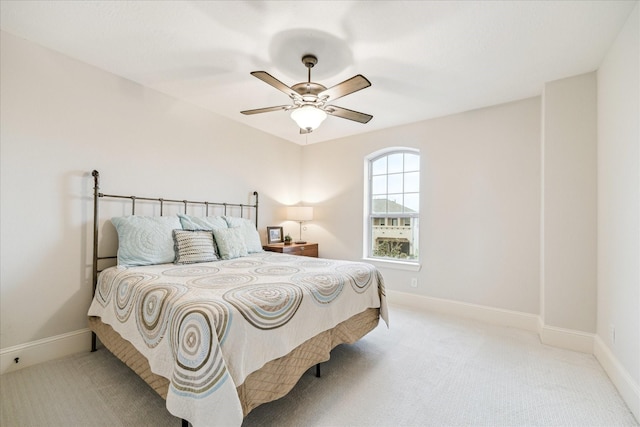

263,242,318,258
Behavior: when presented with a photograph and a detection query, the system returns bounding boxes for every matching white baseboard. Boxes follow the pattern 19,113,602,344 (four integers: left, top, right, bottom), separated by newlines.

0,328,92,375
539,324,595,353
387,290,597,354
387,290,540,332
594,336,640,421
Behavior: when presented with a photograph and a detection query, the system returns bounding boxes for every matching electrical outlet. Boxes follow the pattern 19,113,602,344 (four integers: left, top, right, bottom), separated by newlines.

410,278,418,288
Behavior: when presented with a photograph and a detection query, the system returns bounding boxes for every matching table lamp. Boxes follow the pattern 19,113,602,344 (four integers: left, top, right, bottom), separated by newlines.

287,206,313,244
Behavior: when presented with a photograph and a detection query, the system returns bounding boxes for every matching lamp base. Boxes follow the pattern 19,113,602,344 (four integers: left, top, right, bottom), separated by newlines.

294,240,307,244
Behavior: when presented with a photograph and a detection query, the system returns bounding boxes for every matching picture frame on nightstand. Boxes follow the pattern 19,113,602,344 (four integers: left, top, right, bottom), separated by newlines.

266,226,283,244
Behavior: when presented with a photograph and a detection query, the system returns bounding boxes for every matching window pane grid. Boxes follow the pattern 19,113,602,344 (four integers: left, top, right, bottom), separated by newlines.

367,149,420,261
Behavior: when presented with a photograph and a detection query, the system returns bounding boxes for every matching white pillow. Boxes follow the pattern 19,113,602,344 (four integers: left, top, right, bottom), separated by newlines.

111,216,182,267
224,216,263,253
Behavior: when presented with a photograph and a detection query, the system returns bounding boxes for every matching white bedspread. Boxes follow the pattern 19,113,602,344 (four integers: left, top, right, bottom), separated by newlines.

88,252,388,426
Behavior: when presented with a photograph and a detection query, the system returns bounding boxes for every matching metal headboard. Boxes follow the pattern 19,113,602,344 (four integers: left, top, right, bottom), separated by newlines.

90,169,259,351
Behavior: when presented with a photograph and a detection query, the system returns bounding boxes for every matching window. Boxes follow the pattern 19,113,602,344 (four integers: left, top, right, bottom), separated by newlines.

366,149,420,262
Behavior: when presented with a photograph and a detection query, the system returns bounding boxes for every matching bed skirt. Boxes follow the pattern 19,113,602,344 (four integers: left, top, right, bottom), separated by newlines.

88,307,380,416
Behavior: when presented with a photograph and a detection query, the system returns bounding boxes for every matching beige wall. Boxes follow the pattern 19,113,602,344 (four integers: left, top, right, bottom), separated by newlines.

541,72,597,332
302,97,541,314
0,31,301,349
1,8,637,408
597,3,639,386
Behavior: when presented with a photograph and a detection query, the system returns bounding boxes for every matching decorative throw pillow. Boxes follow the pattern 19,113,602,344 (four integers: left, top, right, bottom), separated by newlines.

212,227,249,260
224,216,263,253
173,230,217,264
177,214,228,257
111,215,182,267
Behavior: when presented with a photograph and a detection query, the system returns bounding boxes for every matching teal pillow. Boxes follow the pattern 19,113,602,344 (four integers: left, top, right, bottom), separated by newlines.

111,216,182,267
212,227,248,260
224,216,263,253
178,213,228,231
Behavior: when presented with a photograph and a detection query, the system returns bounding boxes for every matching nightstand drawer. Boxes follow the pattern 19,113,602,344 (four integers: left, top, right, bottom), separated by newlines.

263,242,318,258
283,244,318,257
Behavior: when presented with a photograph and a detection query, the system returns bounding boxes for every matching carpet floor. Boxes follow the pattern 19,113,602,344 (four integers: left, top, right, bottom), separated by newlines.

1,303,637,426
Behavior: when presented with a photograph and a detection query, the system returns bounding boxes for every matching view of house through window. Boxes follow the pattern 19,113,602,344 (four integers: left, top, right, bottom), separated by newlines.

367,149,419,262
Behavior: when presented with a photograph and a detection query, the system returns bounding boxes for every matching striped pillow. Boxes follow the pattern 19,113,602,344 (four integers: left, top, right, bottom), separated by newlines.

173,230,217,264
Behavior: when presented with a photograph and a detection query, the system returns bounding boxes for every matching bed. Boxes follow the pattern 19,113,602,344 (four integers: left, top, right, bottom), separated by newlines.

87,170,388,427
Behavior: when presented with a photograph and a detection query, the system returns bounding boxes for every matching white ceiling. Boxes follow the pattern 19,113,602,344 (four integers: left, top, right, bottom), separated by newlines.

1,1,636,145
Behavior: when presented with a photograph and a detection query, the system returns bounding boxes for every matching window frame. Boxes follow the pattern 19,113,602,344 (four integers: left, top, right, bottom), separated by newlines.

363,147,420,267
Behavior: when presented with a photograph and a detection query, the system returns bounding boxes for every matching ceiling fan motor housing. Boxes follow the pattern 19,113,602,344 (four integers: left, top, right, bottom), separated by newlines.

291,82,327,96
294,54,326,98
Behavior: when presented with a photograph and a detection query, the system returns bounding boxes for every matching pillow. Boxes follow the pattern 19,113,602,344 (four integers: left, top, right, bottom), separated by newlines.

224,216,263,253
173,230,217,264
111,216,182,267
212,227,248,260
178,214,228,231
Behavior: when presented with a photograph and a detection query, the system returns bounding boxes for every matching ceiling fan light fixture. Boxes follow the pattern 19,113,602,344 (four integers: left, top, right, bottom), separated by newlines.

290,105,327,131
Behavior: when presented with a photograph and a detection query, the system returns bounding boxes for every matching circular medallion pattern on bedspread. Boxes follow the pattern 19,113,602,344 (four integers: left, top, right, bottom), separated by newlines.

162,266,220,277
136,283,188,348
170,300,232,397
95,270,158,308
336,263,375,293
218,259,264,269
291,272,345,304
189,273,256,288
295,259,335,268
252,266,301,276
95,269,118,307
262,254,299,263
223,283,303,330
113,272,160,322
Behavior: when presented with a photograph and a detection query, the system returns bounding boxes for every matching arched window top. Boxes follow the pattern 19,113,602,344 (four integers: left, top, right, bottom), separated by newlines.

367,146,419,162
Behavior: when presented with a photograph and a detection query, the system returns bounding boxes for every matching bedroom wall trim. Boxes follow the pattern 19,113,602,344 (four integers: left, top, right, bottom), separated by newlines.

388,290,596,353
538,323,594,353
387,290,540,332
0,328,91,375
594,336,640,421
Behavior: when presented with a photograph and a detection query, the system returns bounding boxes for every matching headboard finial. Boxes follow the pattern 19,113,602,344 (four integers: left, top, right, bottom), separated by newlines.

92,170,100,190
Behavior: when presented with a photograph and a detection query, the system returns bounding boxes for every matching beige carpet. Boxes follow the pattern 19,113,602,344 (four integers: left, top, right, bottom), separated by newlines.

1,304,637,426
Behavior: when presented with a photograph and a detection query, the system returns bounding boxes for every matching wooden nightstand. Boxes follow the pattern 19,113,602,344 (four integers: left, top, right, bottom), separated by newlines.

263,242,318,258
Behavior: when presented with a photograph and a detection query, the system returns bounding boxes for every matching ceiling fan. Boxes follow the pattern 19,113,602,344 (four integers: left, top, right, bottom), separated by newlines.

241,54,373,134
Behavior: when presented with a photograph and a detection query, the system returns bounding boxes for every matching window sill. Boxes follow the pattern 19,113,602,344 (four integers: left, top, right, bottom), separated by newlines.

362,257,422,272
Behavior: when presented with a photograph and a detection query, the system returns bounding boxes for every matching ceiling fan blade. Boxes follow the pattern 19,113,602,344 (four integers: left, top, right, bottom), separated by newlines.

318,75,371,102
250,71,298,99
241,105,292,115
324,105,373,124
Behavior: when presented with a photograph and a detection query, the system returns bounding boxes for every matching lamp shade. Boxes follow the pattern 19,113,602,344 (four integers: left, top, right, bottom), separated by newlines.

290,106,327,131
287,206,314,221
